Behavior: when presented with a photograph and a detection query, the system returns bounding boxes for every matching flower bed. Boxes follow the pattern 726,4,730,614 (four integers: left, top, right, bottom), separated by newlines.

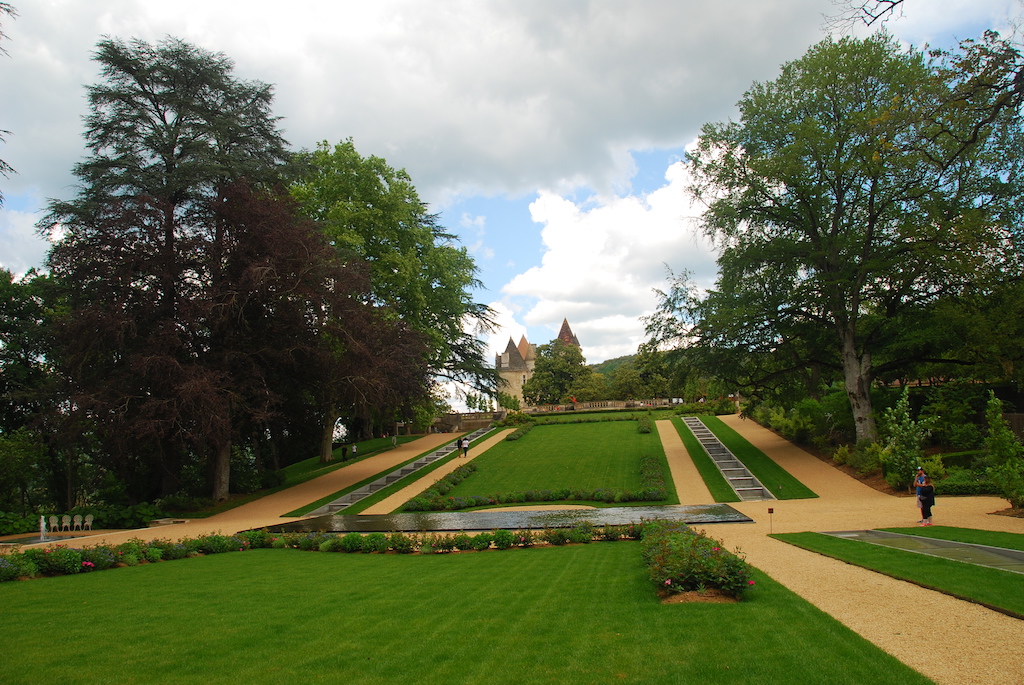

640,520,754,598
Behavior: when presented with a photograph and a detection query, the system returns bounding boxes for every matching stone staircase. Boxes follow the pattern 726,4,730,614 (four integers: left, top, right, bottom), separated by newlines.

306,427,494,516
682,417,775,501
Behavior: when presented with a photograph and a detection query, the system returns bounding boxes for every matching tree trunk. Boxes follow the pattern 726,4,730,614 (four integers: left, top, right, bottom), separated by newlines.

840,327,877,443
211,440,231,502
320,407,338,463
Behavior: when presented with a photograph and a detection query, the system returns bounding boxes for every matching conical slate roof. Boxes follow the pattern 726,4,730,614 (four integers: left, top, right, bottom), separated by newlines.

556,318,580,347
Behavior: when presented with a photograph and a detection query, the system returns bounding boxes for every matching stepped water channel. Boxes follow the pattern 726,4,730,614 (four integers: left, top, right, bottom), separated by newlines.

307,427,494,516
682,417,775,501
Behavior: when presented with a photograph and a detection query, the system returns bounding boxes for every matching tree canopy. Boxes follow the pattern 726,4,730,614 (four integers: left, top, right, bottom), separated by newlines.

649,33,1024,442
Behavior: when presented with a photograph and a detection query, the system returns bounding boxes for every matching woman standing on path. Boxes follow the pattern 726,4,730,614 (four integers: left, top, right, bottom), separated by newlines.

917,470,935,526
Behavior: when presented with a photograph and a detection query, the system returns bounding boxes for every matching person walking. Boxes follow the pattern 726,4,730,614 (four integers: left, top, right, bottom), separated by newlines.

918,472,935,526
461,437,469,458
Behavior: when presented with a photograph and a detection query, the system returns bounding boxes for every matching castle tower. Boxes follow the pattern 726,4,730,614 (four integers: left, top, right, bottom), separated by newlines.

495,320,578,406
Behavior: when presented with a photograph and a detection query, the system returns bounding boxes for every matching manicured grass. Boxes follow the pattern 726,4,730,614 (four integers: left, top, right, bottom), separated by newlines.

699,416,817,500
772,532,1024,618
443,422,672,502
671,416,740,503
0,544,933,685
878,526,1024,552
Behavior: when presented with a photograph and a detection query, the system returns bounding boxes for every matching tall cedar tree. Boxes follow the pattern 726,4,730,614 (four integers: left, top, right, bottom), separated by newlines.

41,37,293,501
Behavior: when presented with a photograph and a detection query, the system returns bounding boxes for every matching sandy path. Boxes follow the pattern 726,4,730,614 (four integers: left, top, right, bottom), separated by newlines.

361,429,515,514
655,419,714,504
24,433,459,548
700,414,1024,685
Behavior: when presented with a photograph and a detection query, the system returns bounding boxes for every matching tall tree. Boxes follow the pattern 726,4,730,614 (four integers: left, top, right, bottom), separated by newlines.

290,140,497,406
522,340,594,405
40,37,289,501
668,34,1023,442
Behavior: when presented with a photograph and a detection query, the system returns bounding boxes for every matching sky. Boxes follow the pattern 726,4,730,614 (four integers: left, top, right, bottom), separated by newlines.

1,0,1020,376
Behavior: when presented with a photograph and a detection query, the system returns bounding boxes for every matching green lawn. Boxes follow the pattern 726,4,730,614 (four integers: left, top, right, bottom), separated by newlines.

671,417,740,502
879,526,1024,552
443,422,670,500
0,544,933,685
698,416,817,500
772,531,1024,618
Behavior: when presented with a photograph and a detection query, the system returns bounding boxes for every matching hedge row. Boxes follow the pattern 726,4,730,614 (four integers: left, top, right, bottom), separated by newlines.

0,530,271,583
275,522,646,554
640,519,754,598
0,524,656,582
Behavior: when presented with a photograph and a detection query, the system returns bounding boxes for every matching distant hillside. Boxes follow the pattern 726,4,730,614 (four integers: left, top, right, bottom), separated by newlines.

589,354,634,376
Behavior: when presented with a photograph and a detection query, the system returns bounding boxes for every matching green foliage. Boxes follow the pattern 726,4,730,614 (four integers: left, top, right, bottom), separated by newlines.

339,532,364,553
24,546,83,576
919,382,987,449
492,529,515,550
0,554,37,581
641,520,754,598
879,388,930,489
388,531,416,554
636,414,652,433
659,32,1024,444
982,391,1024,508
934,467,1000,496
362,532,389,554
522,340,594,405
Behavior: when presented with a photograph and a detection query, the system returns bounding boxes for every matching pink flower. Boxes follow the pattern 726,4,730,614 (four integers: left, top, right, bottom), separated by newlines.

748,580,755,586
712,547,720,551
664,579,672,586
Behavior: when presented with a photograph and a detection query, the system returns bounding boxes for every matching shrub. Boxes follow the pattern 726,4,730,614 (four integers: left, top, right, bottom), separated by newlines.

880,387,930,490
513,529,535,547
568,522,596,544
144,546,163,563
319,536,343,553
80,545,118,570
339,532,364,553
600,524,623,541
470,532,493,551
362,533,389,553
492,529,515,550
388,531,417,554
25,547,84,576
237,529,272,549
637,415,653,433
934,467,1000,496
539,528,570,545
150,539,190,560
640,520,753,598
451,532,475,551
0,554,37,581
198,534,245,554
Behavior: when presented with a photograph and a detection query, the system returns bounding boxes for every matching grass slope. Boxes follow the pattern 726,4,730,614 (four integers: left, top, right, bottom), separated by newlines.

0,544,932,685
671,417,740,503
443,422,669,501
772,531,1024,618
699,416,817,500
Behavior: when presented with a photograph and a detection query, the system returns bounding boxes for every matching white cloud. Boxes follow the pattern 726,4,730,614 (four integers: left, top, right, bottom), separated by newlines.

498,160,716,362
0,204,48,277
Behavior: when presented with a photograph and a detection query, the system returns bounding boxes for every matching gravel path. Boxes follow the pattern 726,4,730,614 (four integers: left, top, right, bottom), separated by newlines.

700,415,1024,685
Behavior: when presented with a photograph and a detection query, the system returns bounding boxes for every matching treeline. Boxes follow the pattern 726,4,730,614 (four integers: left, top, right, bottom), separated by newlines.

0,37,494,514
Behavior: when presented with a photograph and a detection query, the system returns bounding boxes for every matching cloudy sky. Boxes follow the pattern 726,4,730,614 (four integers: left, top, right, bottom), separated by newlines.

1,0,1019,369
